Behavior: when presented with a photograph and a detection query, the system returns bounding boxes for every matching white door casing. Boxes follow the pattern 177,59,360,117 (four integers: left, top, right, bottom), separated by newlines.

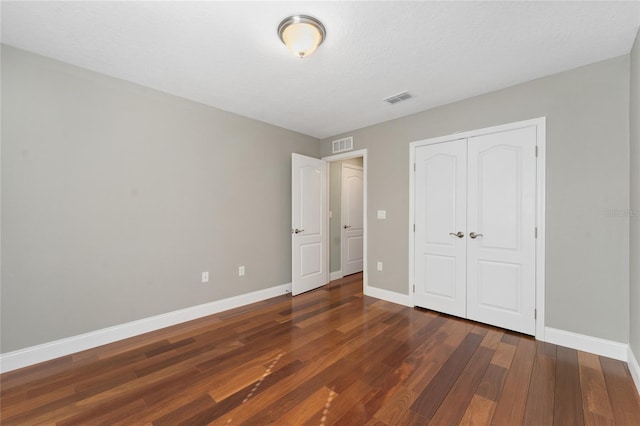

466,127,537,335
341,164,364,276
411,120,542,337
292,153,328,296
414,140,467,317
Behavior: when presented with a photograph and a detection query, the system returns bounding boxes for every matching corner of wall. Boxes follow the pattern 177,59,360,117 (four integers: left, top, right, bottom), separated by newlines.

629,27,640,372
629,346,640,396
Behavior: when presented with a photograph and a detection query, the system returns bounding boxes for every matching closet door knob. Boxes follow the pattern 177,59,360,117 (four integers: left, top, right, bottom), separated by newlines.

469,232,483,239
449,232,464,238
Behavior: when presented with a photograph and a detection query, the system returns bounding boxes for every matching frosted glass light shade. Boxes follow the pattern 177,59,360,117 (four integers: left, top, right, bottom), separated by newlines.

278,15,326,58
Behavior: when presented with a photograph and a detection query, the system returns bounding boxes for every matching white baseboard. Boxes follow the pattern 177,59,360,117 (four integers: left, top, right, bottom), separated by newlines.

0,283,291,373
364,285,413,307
330,270,343,281
628,346,640,396
544,327,628,361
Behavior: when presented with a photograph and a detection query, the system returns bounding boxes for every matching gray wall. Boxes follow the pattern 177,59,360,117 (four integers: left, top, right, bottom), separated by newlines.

1,46,320,353
328,157,363,273
630,30,640,359
321,56,631,343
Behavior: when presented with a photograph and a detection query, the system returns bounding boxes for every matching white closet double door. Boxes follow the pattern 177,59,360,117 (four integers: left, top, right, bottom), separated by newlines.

414,126,537,335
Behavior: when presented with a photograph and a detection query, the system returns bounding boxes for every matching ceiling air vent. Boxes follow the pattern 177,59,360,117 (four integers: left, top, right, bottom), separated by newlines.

384,91,412,104
332,136,353,154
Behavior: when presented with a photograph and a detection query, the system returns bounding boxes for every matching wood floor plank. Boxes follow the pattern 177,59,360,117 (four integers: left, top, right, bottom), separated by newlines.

373,386,416,425
305,379,373,426
403,315,477,394
553,345,585,426
429,345,494,425
578,351,615,425
491,336,536,425
475,364,508,403
480,329,505,350
522,341,556,426
600,356,640,425
151,394,217,426
410,332,483,420
381,315,447,367
500,331,521,346
459,395,496,426
2,273,640,425
60,397,149,426
273,385,334,425
490,341,517,369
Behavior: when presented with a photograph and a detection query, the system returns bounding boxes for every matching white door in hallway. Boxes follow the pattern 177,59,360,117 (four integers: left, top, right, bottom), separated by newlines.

466,127,537,335
291,153,328,296
413,140,467,317
341,164,364,276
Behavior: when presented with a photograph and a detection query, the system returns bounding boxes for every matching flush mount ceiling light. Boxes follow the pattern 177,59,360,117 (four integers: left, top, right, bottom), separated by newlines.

278,15,326,58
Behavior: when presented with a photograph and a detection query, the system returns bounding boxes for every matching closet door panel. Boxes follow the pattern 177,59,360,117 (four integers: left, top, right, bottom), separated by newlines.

414,140,467,317
466,126,537,335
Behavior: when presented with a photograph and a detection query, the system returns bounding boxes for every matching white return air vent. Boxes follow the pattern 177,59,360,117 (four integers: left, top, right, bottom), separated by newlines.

332,136,353,154
384,91,412,104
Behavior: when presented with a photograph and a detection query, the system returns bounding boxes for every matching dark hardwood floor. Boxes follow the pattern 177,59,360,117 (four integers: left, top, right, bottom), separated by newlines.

2,273,639,425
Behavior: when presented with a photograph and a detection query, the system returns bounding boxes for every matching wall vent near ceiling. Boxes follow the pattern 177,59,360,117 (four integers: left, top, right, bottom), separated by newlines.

384,91,412,104
332,136,353,154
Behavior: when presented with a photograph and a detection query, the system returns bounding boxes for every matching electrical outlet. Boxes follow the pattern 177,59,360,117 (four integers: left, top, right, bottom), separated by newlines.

238,266,245,276
377,262,383,271
201,272,209,283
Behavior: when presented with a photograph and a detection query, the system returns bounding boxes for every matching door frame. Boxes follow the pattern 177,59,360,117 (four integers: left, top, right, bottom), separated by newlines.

322,149,369,294
341,163,364,277
409,118,546,340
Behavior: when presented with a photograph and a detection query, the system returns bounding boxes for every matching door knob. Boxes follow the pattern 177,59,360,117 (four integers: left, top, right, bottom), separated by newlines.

343,225,352,229
469,232,483,239
293,228,304,234
449,232,464,238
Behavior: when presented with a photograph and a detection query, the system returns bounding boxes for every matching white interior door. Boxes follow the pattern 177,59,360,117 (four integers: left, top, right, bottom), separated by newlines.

466,127,537,335
292,153,328,296
341,164,364,276
414,140,467,317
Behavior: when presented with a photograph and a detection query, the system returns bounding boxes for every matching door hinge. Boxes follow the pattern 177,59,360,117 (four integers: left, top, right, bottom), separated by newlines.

535,146,539,157
413,162,416,172
413,285,415,293
535,227,538,238
534,309,537,320
413,224,416,232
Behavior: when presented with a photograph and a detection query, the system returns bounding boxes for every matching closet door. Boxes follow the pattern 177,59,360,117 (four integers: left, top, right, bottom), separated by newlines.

466,127,537,335
414,140,467,317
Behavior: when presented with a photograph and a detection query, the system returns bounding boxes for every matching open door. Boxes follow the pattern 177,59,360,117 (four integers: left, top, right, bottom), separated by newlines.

292,153,328,295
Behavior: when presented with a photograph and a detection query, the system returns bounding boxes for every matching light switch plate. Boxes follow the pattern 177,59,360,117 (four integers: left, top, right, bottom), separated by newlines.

377,210,386,219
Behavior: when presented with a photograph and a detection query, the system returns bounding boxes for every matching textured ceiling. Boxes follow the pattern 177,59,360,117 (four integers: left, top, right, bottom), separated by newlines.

2,1,639,139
